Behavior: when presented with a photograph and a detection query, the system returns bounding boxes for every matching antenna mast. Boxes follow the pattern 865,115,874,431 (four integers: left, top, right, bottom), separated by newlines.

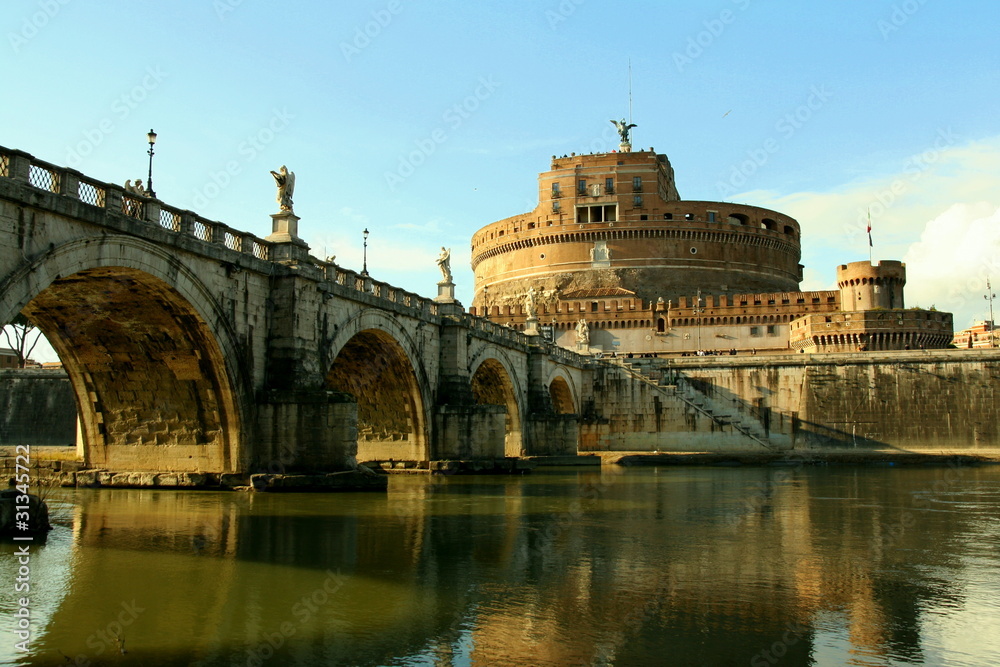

628,59,633,125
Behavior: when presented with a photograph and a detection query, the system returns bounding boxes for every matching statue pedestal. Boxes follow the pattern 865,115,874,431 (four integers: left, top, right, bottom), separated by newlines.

524,314,539,337
434,280,457,304
266,211,309,263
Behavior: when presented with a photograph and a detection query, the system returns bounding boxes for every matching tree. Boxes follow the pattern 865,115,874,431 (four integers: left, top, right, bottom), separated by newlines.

2,313,42,368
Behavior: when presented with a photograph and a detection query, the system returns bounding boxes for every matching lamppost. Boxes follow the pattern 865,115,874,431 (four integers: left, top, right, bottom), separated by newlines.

146,129,157,198
986,277,996,348
695,289,703,352
362,228,370,276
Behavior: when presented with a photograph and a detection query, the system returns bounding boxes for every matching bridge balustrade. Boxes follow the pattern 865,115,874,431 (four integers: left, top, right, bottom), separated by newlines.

0,145,272,262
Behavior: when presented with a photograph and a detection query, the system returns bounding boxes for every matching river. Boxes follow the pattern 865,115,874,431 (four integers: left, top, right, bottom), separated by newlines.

2,463,1000,666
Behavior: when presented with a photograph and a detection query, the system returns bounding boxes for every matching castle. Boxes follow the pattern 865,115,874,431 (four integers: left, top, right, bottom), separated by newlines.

469,136,953,355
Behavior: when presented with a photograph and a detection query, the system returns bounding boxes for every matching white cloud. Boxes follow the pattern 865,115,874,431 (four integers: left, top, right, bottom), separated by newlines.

738,135,1000,328
903,202,1000,327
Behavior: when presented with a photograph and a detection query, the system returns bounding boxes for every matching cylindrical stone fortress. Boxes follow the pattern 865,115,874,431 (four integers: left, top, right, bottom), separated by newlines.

471,150,802,310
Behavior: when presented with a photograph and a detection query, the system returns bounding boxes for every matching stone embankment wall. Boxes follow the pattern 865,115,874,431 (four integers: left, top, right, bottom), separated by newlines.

667,350,1000,450
580,363,772,452
0,369,76,447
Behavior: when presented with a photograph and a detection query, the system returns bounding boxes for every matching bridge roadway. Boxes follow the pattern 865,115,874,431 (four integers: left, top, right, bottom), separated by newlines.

0,146,595,476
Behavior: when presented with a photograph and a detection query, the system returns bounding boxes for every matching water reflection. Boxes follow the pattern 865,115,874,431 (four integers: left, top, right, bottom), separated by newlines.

1,465,999,666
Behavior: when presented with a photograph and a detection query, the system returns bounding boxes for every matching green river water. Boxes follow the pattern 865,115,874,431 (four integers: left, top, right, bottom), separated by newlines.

2,464,1000,666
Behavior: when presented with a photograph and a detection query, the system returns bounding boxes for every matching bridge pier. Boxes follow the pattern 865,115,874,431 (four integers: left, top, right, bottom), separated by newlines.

434,311,508,460
256,389,358,473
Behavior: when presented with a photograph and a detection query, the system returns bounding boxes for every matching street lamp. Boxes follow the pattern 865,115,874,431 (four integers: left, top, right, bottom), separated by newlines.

362,228,370,276
146,129,157,198
695,289,703,352
986,277,996,348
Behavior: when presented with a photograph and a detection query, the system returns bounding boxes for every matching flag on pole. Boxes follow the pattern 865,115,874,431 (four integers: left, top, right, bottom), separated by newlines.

867,209,873,248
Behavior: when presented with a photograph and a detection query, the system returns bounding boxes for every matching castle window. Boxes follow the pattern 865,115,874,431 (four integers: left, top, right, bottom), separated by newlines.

591,302,599,313
707,211,717,223
684,213,694,221
551,182,561,197
640,214,648,221
633,195,643,207
766,325,777,335
762,218,777,231
664,213,673,220
750,326,761,337
578,179,587,195
605,178,615,194
633,176,642,192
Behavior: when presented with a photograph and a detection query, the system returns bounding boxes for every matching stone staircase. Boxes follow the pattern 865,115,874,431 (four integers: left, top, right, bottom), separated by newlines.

618,361,777,450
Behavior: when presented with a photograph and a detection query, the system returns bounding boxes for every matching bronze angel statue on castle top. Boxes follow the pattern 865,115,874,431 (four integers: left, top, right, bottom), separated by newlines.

611,118,637,144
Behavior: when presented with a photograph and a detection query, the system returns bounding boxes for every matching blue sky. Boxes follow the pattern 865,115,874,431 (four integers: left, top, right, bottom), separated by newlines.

4,0,1000,360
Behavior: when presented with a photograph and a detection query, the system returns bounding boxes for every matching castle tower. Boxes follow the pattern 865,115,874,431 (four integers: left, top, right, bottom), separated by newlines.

836,261,906,312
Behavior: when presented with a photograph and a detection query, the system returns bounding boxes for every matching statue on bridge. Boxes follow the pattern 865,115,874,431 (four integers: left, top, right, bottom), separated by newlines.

436,247,452,283
576,318,590,346
270,165,295,212
525,286,537,319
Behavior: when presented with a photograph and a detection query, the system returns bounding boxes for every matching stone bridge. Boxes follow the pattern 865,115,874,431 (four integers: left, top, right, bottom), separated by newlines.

0,146,593,476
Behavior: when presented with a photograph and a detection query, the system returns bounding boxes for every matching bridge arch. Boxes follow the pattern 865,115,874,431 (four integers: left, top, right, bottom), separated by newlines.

324,309,431,462
0,237,249,473
546,366,579,415
469,348,525,457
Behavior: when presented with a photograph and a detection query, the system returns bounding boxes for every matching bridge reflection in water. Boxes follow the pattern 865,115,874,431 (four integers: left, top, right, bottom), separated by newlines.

3,464,1000,666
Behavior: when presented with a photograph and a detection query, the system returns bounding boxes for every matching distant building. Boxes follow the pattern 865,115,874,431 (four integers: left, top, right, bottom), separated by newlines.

952,321,998,349
0,348,17,369
469,139,953,355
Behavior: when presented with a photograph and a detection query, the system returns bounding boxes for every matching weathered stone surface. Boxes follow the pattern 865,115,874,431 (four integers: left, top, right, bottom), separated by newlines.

0,369,76,446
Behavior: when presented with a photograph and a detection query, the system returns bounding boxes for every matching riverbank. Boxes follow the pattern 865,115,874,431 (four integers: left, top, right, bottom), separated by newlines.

600,449,1000,467
4,447,999,490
